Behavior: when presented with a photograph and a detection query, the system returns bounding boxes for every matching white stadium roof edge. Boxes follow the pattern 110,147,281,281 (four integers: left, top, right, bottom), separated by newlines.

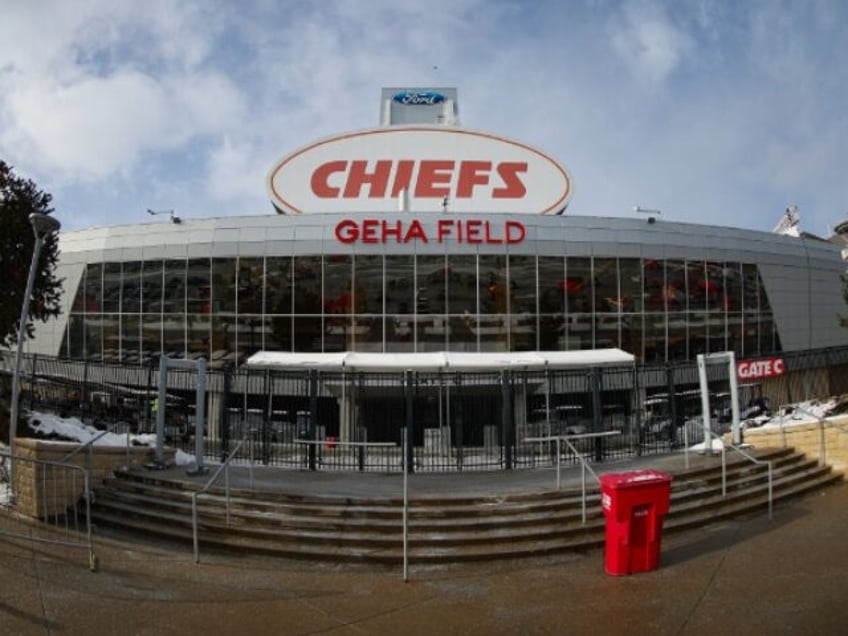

246,349,635,372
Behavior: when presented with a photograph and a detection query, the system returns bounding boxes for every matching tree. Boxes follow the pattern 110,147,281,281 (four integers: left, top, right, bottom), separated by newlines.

0,161,63,348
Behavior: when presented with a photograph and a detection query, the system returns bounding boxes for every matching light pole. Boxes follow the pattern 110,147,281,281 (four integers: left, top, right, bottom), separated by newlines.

9,212,61,499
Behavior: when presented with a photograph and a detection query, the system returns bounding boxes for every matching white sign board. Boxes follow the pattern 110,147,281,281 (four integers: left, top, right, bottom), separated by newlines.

267,126,572,214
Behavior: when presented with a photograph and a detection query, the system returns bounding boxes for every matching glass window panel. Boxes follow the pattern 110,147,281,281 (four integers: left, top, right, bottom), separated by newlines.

539,314,564,350
757,269,773,312
162,260,186,314
294,256,322,314
510,313,537,351
595,314,619,349
121,262,142,313
742,263,759,311
723,263,742,312
324,254,352,315
385,255,414,315
688,311,708,356
760,313,776,354
666,260,686,312
120,315,140,363
184,259,209,315
479,255,507,315
447,254,476,315
84,315,103,359
141,260,163,313
236,315,264,358
238,258,264,315
294,316,322,352
509,255,536,315
386,314,414,352
187,314,210,359
352,316,383,352
71,268,86,313
354,255,383,314
101,314,120,361
645,312,667,363
102,263,122,313
686,261,706,312
621,314,643,359
162,313,186,357
211,315,236,359
266,316,292,353
565,257,592,313
743,312,759,356
84,263,102,313
212,258,236,314
667,312,687,361
619,258,642,312
563,314,592,350
141,314,161,359
416,315,448,351
67,315,85,359
538,256,565,314
727,313,744,357
266,257,292,315
706,313,726,353
593,258,618,313
705,261,724,312
324,313,351,352
477,314,507,351
417,255,447,315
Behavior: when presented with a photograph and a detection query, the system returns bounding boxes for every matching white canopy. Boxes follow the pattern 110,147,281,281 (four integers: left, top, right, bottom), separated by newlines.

246,349,634,372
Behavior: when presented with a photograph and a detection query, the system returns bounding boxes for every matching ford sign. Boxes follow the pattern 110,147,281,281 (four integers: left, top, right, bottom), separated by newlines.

267,125,573,215
392,91,446,105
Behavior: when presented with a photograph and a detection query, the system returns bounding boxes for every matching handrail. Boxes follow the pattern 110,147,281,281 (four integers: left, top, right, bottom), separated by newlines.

703,429,773,520
523,430,620,523
58,430,110,463
192,431,256,563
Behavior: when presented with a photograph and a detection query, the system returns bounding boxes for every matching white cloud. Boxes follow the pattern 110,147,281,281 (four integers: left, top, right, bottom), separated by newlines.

609,1,693,87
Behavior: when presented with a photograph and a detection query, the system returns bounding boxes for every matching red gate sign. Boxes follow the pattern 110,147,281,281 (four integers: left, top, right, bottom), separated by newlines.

737,357,785,380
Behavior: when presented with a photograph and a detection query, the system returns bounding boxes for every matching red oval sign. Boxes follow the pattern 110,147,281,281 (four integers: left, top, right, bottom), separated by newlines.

266,126,572,215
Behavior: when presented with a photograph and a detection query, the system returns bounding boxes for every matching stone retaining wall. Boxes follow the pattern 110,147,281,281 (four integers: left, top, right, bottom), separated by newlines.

11,437,167,519
740,414,848,472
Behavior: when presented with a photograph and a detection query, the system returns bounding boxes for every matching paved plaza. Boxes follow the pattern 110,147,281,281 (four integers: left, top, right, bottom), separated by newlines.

0,468,846,635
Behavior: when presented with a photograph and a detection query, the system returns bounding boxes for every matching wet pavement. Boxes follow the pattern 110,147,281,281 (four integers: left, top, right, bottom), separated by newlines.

1,458,847,635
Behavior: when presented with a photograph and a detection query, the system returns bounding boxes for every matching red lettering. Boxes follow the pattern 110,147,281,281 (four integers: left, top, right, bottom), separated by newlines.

312,160,347,197
415,160,454,198
343,160,392,198
437,219,453,242
466,220,482,244
456,161,491,198
484,221,503,244
334,219,359,243
390,160,415,197
505,220,525,244
382,220,402,242
773,358,785,375
404,220,428,243
361,219,379,243
493,162,527,198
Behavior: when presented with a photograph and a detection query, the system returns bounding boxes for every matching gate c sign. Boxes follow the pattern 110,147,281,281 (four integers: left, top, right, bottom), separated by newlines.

736,357,785,380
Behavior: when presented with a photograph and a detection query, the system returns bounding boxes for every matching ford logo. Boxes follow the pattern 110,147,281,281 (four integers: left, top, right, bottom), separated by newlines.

392,91,446,106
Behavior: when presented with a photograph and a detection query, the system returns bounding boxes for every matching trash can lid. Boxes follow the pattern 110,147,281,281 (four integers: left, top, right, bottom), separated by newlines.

599,469,672,489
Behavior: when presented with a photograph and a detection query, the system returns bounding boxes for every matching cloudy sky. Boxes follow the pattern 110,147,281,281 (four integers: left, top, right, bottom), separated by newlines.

1,0,846,235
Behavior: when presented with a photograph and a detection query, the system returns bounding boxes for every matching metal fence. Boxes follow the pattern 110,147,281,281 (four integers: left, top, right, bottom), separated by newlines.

2,345,846,473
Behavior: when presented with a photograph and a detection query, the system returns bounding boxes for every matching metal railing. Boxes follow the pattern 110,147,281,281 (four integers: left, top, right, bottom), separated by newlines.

0,449,98,571
293,438,399,471
191,432,257,563
696,429,774,520
523,431,620,523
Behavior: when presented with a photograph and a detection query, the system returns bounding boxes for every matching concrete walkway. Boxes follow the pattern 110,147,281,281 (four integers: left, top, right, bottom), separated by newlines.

0,458,846,634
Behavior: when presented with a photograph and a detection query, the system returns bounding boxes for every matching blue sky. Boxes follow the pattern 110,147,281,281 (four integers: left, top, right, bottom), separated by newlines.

1,0,846,235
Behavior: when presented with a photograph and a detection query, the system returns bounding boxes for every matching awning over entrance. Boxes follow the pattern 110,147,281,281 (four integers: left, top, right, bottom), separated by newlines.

246,349,635,372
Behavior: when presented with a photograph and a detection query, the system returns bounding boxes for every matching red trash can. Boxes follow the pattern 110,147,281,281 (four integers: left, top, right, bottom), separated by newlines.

599,469,672,576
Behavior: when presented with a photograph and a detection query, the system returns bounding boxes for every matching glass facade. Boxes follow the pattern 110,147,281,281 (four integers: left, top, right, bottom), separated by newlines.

60,255,781,365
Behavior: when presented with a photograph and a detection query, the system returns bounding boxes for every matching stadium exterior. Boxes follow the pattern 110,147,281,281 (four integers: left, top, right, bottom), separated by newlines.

13,88,848,468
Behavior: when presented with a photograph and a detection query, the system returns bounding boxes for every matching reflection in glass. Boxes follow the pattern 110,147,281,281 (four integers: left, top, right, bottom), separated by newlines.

385,255,414,315
103,263,122,313
122,262,142,313
238,258,264,314
142,260,163,313
447,255,476,315
163,260,186,314
538,256,565,314
294,256,322,314
212,258,236,314
565,257,592,313
186,258,210,314
162,313,186,357
266,257,292,315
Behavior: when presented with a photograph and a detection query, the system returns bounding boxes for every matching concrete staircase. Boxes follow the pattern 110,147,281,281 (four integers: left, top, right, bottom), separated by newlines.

88,447,842,564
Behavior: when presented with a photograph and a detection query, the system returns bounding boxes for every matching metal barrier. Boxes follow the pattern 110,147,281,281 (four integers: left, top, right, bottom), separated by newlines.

0,449,98,571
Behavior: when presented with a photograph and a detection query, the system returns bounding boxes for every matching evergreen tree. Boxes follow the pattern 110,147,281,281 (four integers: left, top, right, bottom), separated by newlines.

0,161,62,348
